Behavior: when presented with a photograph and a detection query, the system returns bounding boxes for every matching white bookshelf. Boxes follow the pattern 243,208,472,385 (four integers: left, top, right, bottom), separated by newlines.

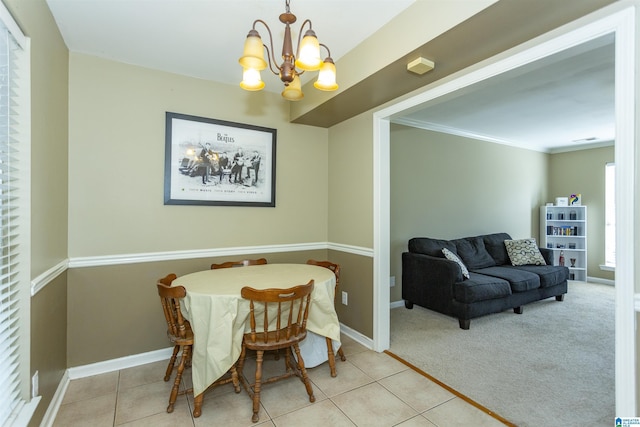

539,205,587,281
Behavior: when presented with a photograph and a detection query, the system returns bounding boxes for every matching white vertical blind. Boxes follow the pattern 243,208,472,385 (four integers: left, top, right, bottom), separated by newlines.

0,5,29,426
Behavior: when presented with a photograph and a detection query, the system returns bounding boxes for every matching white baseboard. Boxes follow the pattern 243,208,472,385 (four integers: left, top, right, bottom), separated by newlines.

586,276,615,286
39,371,69,427
339,322,373,349
390,300,405,309
67,347,175,380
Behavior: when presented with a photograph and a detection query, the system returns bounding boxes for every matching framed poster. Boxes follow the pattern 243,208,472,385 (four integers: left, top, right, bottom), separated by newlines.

164,112,276,207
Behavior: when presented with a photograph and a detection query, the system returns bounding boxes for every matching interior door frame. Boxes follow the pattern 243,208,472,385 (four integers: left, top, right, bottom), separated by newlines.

372,3,636,415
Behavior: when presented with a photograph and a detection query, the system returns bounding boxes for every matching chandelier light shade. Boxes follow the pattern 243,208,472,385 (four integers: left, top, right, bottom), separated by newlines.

240,67,265,91
281,75,303,101
314,58,338,91
238,0,338,101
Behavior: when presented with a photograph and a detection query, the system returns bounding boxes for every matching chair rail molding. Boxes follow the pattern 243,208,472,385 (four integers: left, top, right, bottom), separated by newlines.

31,259,68,296
32,242,374,294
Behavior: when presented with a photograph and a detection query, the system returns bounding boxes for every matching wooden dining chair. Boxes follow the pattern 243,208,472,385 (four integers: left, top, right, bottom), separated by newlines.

210,257,267,269
306,259,346,377
236,280,316,423
157,273,184,382
157,277,240,417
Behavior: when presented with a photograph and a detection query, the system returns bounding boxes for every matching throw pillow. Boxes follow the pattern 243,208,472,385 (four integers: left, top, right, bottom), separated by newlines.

442,248,470,279
504,238,547,266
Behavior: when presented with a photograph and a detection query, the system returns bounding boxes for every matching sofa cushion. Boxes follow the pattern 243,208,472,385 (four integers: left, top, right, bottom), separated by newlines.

453,273,512,303
472,266,540,292
409,237,457,258
482,232,513,265
504,238,547,266
509,265,569,288
442,248,470,279
452,236,496,269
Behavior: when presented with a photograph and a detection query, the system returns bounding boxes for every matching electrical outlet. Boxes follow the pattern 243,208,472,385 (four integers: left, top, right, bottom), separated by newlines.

32,371,39,398
341,291,348,305
390,276,396,287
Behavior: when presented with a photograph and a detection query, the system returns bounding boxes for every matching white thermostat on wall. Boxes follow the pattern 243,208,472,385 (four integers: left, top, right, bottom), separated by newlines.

555,197,569,206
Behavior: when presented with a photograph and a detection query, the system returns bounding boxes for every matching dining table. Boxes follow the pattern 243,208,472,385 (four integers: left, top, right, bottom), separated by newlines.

175,263,342,400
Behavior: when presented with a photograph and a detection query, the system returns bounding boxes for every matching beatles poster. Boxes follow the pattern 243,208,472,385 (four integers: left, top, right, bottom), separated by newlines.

164,112,276,207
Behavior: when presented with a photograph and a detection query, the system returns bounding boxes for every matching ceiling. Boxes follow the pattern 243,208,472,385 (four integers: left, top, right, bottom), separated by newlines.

394,33,615,153
46,0,415,88
46,0,615,153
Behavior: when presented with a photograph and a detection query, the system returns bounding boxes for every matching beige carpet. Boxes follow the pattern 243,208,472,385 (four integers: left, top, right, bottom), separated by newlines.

390,281,614,427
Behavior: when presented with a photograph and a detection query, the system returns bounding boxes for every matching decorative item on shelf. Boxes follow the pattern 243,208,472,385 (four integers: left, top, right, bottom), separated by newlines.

569,210,577,220
569,193,582,206
238,0,338,101
555,197,569,206
546,211,552,220
570,272,575,280
570,258,576,268
557,212,565,220
559,250,565,266
569,243,576,249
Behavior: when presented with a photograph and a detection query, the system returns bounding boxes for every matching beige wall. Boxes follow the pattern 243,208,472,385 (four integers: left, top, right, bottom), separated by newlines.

328,112,374,248
30,274,67,425
548,145,615,281
325,112,376,337
68,54,329,256
67,250,328,366
64,55,337,362
389,125,549,301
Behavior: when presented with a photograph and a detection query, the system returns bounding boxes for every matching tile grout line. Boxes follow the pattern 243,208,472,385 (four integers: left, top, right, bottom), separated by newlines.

383,350,516,427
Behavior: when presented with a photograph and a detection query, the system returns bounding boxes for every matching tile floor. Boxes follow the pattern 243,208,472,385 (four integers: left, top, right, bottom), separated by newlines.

53,335,509,427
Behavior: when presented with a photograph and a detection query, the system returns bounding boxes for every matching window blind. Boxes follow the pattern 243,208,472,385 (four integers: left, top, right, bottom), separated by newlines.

0,6,29,426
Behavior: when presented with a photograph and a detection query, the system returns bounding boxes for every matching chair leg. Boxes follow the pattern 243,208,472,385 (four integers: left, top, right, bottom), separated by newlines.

193,392,203,418
252,350,264,423
292,344,315,403
326,337,337,377
229,364,241,393
337,346,346,362
168,345,189,413
283,346,294,374
164,345,180,381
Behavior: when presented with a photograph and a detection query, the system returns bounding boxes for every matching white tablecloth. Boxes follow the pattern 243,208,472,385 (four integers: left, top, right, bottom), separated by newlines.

175,263,341,397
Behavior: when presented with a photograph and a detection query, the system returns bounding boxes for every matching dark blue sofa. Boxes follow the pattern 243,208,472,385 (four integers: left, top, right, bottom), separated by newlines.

401,232,569,329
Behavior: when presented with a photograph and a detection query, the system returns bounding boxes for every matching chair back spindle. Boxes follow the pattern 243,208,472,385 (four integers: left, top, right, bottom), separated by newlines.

241,281,313,348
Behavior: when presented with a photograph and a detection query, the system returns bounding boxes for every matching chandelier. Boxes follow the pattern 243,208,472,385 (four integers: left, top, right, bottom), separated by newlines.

238,0,338,101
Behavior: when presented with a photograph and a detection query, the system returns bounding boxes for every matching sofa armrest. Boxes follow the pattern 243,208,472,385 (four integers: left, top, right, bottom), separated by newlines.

402,252,462,311
539,247,554,265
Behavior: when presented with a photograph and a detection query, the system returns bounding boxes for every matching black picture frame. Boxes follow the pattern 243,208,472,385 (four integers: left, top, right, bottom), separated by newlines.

164,112,276,207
